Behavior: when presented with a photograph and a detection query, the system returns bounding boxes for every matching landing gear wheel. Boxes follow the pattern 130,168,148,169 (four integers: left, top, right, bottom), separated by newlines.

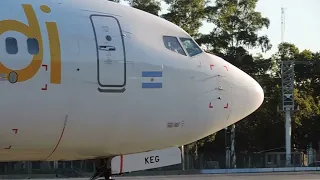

89,158,114,180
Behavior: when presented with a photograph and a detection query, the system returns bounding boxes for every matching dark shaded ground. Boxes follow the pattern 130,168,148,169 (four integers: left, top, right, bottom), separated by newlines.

22,172,320,180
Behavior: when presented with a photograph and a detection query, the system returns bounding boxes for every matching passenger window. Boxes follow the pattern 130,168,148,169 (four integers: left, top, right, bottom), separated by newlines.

5,37,18,54
179,37,203,57
27,38,39,55
163,36,187,56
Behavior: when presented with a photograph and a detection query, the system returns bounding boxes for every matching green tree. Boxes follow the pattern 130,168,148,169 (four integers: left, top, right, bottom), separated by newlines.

198,0,271,66
270,42,320,151
162,0,209,37
125,0,162,16
276,42,299,61
293,88,320,149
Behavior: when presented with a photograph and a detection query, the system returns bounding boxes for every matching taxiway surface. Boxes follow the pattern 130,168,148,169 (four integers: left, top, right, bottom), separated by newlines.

22,172,320,180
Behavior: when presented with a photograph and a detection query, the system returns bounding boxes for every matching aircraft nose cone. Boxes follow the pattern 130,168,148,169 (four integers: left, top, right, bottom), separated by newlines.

251,79,265,109
237,77,264,112
226,67,264,125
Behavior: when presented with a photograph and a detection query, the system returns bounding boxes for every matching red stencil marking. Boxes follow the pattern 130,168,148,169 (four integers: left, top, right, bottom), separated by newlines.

42,64,48,71
12,129,18,134
209,102,213,108
224,66,228,71
42,84,48,91
224,103,229,109
45,122,67,160
210,64,214,70
120,155,123,173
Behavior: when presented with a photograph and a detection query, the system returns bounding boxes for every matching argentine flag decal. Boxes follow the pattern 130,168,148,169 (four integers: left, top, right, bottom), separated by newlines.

142,71,162,89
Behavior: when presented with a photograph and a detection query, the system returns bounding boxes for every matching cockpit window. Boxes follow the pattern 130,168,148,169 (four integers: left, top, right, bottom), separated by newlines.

179,37,203,57
163,36,187,56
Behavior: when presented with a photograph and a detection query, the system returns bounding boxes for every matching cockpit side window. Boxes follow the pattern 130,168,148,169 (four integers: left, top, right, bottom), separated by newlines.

179,37,203,57
163,36,187,56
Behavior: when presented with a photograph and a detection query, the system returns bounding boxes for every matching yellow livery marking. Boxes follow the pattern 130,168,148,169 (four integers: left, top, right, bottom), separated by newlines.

46,22,61,84
0,4,43,82
40,5,51,13
0,4,61,84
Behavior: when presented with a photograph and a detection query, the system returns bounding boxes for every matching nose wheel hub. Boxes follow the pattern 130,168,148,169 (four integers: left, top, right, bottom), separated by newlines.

89,158,114,180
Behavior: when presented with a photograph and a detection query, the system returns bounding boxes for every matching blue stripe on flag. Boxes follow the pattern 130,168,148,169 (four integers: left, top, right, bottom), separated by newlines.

142,71,162,77
142,83,162,89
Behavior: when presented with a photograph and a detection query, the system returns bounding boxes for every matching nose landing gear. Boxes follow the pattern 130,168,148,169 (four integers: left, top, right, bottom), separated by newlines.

89,158,114,180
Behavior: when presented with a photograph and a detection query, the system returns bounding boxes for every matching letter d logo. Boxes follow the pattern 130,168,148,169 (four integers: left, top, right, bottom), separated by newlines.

0,4,44,83
0,4,61,85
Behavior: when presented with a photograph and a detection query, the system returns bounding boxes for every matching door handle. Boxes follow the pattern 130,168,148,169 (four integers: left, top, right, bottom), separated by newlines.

99,45,116,51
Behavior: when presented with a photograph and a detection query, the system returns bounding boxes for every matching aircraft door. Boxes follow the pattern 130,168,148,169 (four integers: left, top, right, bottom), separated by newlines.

90,15,126,92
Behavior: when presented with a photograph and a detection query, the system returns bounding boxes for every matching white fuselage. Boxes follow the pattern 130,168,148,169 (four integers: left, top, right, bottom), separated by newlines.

0,0,264,162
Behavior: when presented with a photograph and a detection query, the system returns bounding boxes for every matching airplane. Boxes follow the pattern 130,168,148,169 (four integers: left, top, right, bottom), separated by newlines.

0,0,264,179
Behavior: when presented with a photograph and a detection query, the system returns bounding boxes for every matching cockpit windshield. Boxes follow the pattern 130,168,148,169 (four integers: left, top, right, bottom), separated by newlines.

163,36,187,56
179,37,203,57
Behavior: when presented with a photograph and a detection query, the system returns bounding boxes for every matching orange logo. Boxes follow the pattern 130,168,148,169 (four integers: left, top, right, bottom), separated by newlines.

0,4,61,84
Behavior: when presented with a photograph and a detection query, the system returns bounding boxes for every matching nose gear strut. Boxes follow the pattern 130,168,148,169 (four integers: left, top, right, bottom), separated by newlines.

89,158,114,180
